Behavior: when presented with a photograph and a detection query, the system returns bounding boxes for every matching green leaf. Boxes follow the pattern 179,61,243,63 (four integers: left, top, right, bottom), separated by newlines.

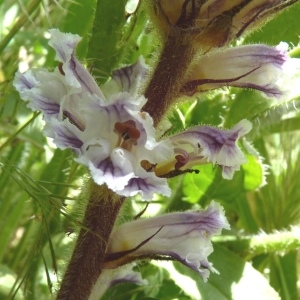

60,0,97,59
224,89,277,127
199,168,245,205
86,0,128,83
182,165,216,204
188,93,229,127
242,154,264,191
118,6,149,64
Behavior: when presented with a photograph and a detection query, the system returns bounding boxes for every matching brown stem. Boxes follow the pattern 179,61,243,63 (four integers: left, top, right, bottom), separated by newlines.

143,36,194,126
56,183,125,300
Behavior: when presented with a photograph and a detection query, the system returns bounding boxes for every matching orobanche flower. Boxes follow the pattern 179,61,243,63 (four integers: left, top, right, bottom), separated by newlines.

164,119,252,180
182,43,291,98
14,29,251,199
104,201,230,282
14,29,172,200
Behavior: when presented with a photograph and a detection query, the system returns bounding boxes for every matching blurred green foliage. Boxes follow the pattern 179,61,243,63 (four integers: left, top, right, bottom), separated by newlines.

1,1,300,299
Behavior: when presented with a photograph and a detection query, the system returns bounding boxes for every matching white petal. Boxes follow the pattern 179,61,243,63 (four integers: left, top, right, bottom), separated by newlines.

49,29,105,98
13,69,66,120
170,119,252,168
106,201,229,281
102,56,148,97
184,44,289,97
122,168,171,200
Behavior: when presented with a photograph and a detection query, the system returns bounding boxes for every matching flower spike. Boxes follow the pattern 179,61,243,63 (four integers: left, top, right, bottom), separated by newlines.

14,30,254,198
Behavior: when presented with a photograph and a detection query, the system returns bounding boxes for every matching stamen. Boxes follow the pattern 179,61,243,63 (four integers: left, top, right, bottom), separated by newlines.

174,148,189,169
114,120,141,140
154,148,192,177
58,63,65,75
175,155,187,169
154,160,177,177
63,110,85,131
114,120,141,150
160,168,200,179
122,132,130,140
141,160,156,172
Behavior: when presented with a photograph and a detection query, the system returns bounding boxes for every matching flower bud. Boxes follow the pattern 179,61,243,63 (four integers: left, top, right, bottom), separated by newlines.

147,0,298,49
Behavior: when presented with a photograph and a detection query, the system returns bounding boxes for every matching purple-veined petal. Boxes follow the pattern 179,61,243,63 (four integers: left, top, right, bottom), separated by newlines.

123,168,171,200
48,29,105,98
275,45,300,101
183,44,288,98
164,119,252,179
78,144,171,200
44,119,84,155
13,69,66,120
82,146,135,192
105,201,230,281
127,108,174,164
76,92,172,199
102,57,148,97
82,92,173,170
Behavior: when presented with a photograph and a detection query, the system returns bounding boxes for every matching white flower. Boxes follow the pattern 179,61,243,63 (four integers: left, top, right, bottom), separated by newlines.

14,29,172,200
155,119,252,180
104,201,230,282
182,44,290,98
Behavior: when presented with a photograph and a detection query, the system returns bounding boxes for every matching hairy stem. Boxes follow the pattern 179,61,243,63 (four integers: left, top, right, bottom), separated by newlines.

143,36,194,126
57,183,125,300
214,227,300,259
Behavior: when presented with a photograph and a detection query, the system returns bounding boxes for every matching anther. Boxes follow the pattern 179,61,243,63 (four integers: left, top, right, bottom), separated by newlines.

58,63,65,75
114,120,141,140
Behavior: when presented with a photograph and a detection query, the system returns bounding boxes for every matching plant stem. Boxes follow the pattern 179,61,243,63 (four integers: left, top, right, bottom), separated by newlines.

56,183,125,300
214,227,300,259
143,36,194,126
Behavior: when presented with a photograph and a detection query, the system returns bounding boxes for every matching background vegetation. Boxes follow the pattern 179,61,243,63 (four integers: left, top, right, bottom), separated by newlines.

1,0,300,299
